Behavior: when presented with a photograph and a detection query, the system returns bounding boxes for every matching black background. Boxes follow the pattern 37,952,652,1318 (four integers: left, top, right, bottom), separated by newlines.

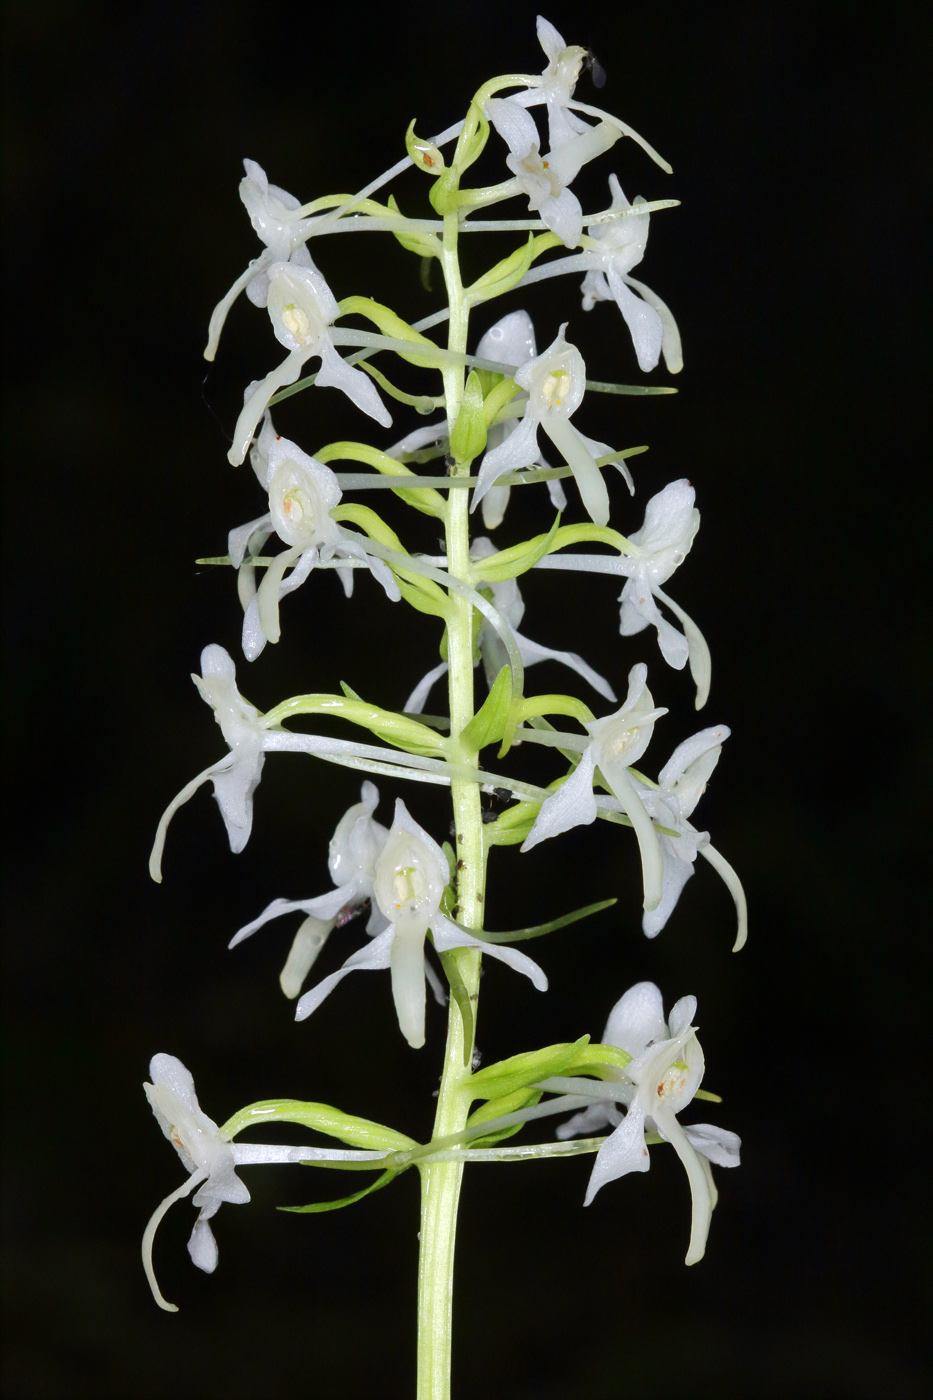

3,2,930,1397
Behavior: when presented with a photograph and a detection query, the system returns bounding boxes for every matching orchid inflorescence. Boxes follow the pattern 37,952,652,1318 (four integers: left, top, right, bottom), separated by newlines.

146,17,747,1388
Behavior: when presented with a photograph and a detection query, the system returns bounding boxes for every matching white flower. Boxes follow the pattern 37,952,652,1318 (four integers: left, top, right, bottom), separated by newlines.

521,664,667,910
555,982,740,1264
475,311,567,529
472,324,629,528
229,781,390,996
508,18,670,175
508,17,592,151
615,479,709,695
143,1054,385,1311
580,174,683,374
149,645,383,880
635,727,727,936
485,99,620,249
294,800,548,1048
205,159,318,361
230,427,401,661
635,729,747,949
228,261,391,467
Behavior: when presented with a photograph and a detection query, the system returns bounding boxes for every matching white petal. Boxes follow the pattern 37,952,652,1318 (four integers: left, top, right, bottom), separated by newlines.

641,836,696,938
481,483,511,529
404,660,450,714
538,187,583,249
229,889,352,948
294,927,395,1022
476,309,537,366
188,1213,219,1273
390,921,428,1048
241,595,268,662
280,916,337,998
430,912,548,992
149,761,224,882
602,764,665,912
667,995,697,1039
514,629,616,703
607,269,663,372
699,843,748,951
141,1171,205,1312
603,982,667,1056
543,416,610,526
554,1101,615,1140
472,416,541,511
683,1123,741,1168
228,348,308,466
622,274,683,373
228,513,272,569
584,1101,650,1204
654,587,711,710
655,1108,713,1265
521,746,598,851
486,99,538,158
210,748,264,854
315,339,392,427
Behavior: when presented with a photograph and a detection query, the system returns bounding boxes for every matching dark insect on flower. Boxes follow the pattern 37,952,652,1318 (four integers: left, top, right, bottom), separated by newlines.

336,897,369,928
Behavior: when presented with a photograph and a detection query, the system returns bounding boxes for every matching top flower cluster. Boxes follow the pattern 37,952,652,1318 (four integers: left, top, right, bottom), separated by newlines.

206,15,682,474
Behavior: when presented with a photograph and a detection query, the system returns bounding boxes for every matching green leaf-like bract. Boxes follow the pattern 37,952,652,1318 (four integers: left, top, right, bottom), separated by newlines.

459,665,512,752
282,1168,400,1214
220,1099,416,1153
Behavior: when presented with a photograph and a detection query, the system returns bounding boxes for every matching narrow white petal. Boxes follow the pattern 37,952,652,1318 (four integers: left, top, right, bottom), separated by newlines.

655,1109,713,1265
205,251,274,361
603,765,665,911
543,416,610,526
641,838,695,938
404,660,450,714
294,927,395,1022
654,587,711,709
430,913,548,992
228,349,309,466
390,922,428,1048
230,890,350,948
699,843,748,951
514,629,616,703
539,188,583,249
149,763,220,882
141,1171,205,1312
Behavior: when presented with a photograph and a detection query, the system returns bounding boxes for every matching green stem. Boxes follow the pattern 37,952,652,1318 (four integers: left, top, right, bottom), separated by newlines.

415,210,483,1400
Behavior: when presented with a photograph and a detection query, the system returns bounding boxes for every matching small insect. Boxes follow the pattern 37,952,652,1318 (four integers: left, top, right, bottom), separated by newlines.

456,859,466,871
336,897,368,928
584,48,607,90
